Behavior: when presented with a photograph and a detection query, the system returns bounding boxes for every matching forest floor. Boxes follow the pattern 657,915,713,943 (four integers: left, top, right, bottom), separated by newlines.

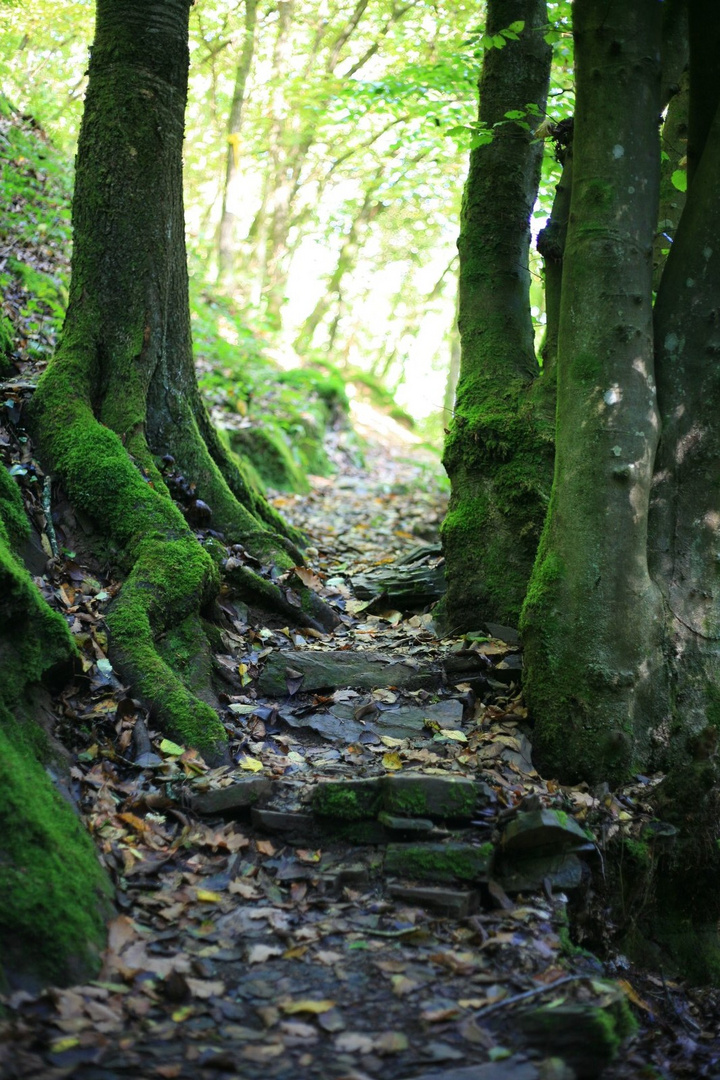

0,393,719,1080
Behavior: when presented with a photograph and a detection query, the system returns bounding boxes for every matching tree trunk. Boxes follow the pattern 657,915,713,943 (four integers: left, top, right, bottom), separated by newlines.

0,469,113,989
521,0,665,783
29,0,336,764
438,0,553,634
649,104,720,762
217,0,259,290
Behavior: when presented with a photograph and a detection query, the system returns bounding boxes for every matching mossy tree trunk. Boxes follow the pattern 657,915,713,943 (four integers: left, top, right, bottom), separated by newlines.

29,0,336,763
438,0,553,634
521,0,666,783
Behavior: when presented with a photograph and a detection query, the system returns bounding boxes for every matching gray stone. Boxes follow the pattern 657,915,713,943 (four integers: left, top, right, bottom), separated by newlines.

497,852,584,892
377,811,435,834
258,650,442,695
384,842,493,882
382,774,479,821
251,808,315,833
396,1059,538,1080
388,884,479,918
501,809,592,855
190,777,272,815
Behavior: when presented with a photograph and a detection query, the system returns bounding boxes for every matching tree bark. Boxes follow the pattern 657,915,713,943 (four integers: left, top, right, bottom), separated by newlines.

438,0,553,634
29,0,336,763
649,96,720,762
521,0,665,783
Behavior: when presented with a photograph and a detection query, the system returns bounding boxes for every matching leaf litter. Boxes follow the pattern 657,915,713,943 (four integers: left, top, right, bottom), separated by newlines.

0,398,718,1080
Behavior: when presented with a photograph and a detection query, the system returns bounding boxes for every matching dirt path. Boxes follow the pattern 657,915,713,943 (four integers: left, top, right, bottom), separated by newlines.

1,409,718,1080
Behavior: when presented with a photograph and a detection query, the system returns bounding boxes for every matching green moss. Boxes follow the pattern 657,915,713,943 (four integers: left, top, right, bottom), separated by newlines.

228,425,309,493
0,715,114,988
384,842,493,882
0,466,30,551
312,780,382,821
705,682,720,730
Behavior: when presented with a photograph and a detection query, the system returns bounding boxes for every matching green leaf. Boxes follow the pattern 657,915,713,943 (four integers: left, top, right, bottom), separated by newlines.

671,169,687,192
159,738,186,756
508,20,525,33
504,109,526,120
492,35,507,48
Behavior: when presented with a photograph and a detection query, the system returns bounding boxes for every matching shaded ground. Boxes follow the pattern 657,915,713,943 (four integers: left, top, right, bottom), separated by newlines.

0,393,719,1080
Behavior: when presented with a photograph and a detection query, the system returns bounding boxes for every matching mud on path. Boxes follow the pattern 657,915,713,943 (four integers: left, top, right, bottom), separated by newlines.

1,406,718,1080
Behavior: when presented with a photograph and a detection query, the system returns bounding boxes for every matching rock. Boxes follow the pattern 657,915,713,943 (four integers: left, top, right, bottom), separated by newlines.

497,852,584,893
385,842,493,882
377,811,435,834
396,1059,538,1080
258,650,442,695
382,774,480,822
388,884,479,918
484,623,520,645
312,777,383,820
251,808,315,834
279,698,464,744
500,810,592,856
190,777,272,815
518,984,637,1079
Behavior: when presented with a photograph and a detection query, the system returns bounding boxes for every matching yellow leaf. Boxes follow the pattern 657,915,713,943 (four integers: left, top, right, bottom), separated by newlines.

196,889,223,903
238,755,264,772
159,738,185,756
380,736,404,747
439,728,468,742
280,999,335,1015
283,945,309,960
50,1037,80,1053
172,1005,194,1022
382,751,403,771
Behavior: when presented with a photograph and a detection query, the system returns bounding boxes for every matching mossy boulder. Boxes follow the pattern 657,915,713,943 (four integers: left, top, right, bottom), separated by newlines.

384,841,494,883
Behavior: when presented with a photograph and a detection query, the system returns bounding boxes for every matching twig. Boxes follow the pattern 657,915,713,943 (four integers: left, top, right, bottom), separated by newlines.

42,476,59,557
471,974,588,1020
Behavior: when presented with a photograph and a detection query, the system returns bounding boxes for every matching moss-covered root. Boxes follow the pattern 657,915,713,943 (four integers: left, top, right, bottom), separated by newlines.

225,562,341,633
107,535,228,763
28,387,230,757
0,716,114,990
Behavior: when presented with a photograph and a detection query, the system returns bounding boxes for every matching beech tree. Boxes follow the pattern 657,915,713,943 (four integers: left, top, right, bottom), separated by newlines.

443,0,720,979
29,0,338,766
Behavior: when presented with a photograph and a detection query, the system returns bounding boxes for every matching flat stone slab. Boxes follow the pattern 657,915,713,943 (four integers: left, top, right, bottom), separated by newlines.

279,698,465,744
312,774,485,824
259,650,442,695
382,774,480,821
190,777,272,815
251,808,315,833
384,842,493,882
398,1061,538,1080
388,884,479,918
378,812,435,834
500,809,592,855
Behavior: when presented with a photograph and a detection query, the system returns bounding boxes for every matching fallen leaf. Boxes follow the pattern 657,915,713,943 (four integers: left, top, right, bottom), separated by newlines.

335,1032,375,1054
185,977,225,999
376,1031,409,1054
237,755,264,772
280,999,336,1015
247,944,283,964
382,751,403,771
196,889,224,903
159,739,185,757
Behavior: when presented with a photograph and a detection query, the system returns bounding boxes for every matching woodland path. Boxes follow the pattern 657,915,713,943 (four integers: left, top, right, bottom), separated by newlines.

0,401,718,1080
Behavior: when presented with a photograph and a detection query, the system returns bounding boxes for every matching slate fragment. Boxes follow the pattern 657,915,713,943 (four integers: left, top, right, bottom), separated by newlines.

396,1058,538,1080
259,649,441,694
